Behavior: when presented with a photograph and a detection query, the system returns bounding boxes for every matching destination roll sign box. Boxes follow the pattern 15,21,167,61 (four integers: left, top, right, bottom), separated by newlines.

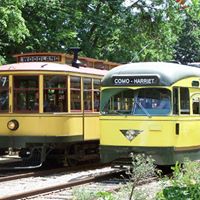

19,55,61,63
112,75,159,86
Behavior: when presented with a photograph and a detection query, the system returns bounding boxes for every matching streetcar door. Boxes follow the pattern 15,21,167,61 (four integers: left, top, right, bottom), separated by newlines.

173,87,190,115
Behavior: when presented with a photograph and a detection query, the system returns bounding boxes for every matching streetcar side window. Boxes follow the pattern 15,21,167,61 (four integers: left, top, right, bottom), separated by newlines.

14,76,39,112
43,75,67,112
93,79,101,112
180,87,190,114
173,88,179,115
192,94,200,114
70,76,81,111
193,101,200,114
0,76,9,112
83,78,92,111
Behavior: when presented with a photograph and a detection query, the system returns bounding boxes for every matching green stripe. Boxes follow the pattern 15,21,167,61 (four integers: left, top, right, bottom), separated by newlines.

100,145,200,165
0,136,83,148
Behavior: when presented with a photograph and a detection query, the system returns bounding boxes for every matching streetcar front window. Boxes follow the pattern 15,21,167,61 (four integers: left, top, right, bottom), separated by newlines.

14,76,39,112
101,88,171,116
0,76,9,112
44,75,67,112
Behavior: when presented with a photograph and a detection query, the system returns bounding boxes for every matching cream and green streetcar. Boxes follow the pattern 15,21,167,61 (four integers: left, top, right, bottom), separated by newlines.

100,62,200,165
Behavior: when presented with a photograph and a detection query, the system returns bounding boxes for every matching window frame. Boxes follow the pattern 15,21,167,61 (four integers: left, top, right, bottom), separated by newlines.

13,75,39,113
83,77,92,112
0,76,9,113
43,75,67,113
101,87,172,116
93,79,101,112
70,76,81,112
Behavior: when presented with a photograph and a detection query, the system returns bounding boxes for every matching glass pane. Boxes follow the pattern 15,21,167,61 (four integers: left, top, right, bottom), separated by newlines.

0,76,9,112
101,88,171,116
70,76,81,111
0,91,8,111
0,76,8,89
192,94,200,114
134,89,171,115
83,78,92,111
44,75,66,88
83,78,92,90
71,76,81,89
84,91,92,110
14,76,39,112
193,102,200,114
15,76,38,88
173,88,179,114
180,88,190,114
44,75,67,112
94,91,100,111
93,79,101,112
71,90,81,110
15,90,39,111
94,79,101,90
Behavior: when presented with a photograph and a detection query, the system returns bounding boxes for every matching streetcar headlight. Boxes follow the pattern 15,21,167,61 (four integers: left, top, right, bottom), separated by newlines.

7,120,19,131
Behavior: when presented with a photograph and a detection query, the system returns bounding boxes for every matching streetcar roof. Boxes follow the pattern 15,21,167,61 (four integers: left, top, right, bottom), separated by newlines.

101,62,200,86
0,62,107,76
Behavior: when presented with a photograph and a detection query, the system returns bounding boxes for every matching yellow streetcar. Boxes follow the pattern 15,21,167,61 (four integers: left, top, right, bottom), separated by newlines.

100,62,200,166
0,49,119,169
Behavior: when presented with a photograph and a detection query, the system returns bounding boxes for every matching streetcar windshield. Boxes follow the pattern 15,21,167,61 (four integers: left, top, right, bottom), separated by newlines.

100,88,171,116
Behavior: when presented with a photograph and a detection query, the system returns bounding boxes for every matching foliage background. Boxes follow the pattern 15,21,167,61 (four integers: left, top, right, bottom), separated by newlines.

0,0,199,64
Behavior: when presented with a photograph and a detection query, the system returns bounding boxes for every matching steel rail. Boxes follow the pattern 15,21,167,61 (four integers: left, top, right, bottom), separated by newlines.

0,169,122,200
0,163,109,183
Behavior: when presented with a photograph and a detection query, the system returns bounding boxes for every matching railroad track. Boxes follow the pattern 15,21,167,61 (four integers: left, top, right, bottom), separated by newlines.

0,163,166,200
0,162,109,183
0,165,122,200
27,176,125,200
0,167,66,183
22,170,160,200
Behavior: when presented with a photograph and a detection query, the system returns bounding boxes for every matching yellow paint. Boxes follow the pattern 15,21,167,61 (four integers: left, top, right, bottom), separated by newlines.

100,76,200,150
0,114,100,140
100,115,200,148
67,76,71,113
84,114,100,140
100,116,176,147
148,125,162,131
39,75,43,113
9,75,13,113
173,77,200,87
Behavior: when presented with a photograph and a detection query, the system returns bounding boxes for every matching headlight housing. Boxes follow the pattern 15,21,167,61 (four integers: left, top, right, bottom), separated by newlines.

7,120,19,131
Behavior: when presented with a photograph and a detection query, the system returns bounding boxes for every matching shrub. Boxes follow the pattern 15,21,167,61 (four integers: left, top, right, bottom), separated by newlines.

73,153,158,200
156,159,200,200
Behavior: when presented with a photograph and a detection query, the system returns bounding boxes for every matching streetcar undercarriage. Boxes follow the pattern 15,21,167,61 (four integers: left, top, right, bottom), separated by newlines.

0,139,100,169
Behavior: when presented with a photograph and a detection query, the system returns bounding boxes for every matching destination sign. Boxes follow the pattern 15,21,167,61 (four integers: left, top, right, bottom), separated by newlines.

19,55,61,63
112,75,159,86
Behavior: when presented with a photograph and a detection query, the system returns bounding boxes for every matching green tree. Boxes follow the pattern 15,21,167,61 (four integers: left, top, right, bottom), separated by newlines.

174,0,200,63
108,0,184,63
1,0,199,64
0,0,29,63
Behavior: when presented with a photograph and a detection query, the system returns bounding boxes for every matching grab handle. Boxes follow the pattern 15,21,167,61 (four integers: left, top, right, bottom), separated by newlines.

176,123,179,135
